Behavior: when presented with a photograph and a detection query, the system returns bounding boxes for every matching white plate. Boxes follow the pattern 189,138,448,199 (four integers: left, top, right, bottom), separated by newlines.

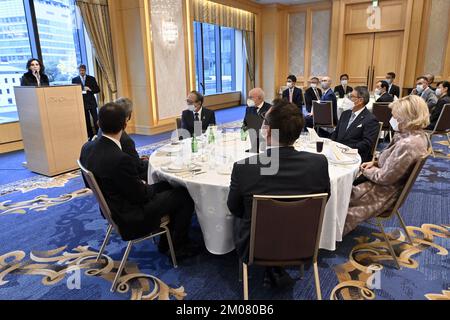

216,166,232,175
327,157,359,165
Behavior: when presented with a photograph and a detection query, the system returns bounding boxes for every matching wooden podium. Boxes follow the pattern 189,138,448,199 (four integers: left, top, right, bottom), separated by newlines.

14,85,88,176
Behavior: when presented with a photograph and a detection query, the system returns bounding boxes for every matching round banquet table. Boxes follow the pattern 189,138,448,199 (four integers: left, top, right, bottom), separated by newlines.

148,131,361,255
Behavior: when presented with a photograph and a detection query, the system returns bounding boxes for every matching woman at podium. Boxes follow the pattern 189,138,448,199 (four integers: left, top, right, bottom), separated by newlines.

20,58,50,87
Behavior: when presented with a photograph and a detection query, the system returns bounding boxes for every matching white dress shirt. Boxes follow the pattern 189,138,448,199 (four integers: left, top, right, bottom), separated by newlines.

103,134,122,150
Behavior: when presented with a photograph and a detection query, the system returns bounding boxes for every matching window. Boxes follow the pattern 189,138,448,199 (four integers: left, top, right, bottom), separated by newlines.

194,22,237,95
7,89,10,94
0,0,93,124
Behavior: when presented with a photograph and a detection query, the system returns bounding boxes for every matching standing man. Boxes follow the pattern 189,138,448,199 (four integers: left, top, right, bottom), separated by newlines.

72,64,100,139
334,74,353,98
282,75,303,109
304,77,322,128
181,91,216,137
386,72,400,98
320,76,338,125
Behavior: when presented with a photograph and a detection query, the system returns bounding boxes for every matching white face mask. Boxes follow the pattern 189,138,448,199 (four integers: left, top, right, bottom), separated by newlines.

247,99,256,107
310,83,317,89
386,79,392,85
342,98,354,111
374,88,381,96
341,80,348,86
389,117,399,132
287,82,294,89
435,88,442,97
187,104,195,112
416,84,424,93
321,82,329,90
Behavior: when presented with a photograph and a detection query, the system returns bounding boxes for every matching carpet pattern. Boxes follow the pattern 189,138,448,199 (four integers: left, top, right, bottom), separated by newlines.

0,134,448,300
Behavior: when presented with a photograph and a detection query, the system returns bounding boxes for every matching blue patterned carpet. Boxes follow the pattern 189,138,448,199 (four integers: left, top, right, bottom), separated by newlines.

0,106,449,300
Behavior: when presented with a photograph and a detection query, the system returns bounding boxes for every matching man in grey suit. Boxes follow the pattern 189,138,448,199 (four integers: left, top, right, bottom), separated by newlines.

411,76,437,110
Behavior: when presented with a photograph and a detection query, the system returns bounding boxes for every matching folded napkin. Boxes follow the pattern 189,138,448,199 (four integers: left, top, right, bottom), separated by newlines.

307,127,320,142
324,143,354,163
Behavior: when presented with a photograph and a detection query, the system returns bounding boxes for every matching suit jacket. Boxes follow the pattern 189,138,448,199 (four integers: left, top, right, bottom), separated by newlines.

242,102,271,129
415,87,438,110
72,75,100,110
321,88,338,125
304,87,322,113
227,147,331,262
388,84,400,98
334,84,353,99
376,92,394,103
428,95,450,129
282,87,303,108
80,136,160,241
20,71,50,86
121,131,149,181
181,107,216,136
330,108,380,162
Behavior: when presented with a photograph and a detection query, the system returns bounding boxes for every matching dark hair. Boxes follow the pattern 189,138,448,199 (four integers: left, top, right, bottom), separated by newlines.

438,81,450,96
98,102,127,134
310,77,319,82
378,80,389,91
26,58,45,74
190,90,204,106
78,64,87,70
353,86,370,105
265,99,304,146
340,74,349,80
416,76,428,82
287,75,297,83
387,72,396,79
115,97,133,119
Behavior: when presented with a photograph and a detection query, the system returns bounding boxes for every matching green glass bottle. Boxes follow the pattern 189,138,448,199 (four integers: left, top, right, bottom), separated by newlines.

191,135,198,153
240,127,248,141
208,127,215,144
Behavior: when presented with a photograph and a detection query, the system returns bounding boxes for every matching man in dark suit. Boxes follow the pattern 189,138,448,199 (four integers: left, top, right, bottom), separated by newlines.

424,73,436,91
181,91,215,137
80,103,197,259
428,81,450,129
375,80,394,103
243,87,271,129
386,72,400,98
304,77,322,114
334,74,353,98
331,86,380,162
282,75,303,109
228,99,330,287
72,64,100,139
320,76,338,126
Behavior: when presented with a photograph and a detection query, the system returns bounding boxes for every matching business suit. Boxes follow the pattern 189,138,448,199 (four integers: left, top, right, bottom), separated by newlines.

227,147,331,263
334,84,353,99
72,75,101,139
376,92,394,103
242,102,271,129
282,87,303,109
414,87,438,110
330,107,380,162
181,107,216,137
79,136,194,246
121,131,149,181
304,87,322,113
428,95,450,129
320,88,338,125
388,84,400,98
20,71,50,86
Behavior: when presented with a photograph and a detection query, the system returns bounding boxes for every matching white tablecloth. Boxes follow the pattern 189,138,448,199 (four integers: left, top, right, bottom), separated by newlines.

337,97,376,119
148,133,361,255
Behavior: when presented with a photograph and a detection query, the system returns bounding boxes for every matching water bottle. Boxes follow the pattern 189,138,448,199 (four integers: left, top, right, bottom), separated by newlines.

240,127,248,141
208,127,215,144
191,135,198,153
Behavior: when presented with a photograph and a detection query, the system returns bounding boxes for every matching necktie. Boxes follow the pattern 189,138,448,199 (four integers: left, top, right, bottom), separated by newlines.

194,112,199,121
314,88,320,100
347,113,357,130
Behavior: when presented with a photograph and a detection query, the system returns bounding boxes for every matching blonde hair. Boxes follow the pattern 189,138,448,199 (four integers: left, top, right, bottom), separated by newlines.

389,95,430,131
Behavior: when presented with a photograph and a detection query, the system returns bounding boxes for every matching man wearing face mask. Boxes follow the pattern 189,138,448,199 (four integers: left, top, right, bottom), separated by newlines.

242,88,271,129
334,74,353,99
304,77,322,115
320,76,338,126
411,76,437,110
331,86,380,162
282,75,303,109
385,72,400,98
181,91,216,137
424,73,436,91
375,80,394,103
427,81,450,129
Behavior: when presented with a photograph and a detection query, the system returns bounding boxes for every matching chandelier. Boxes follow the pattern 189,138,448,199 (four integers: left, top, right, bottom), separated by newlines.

151,0,180,47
